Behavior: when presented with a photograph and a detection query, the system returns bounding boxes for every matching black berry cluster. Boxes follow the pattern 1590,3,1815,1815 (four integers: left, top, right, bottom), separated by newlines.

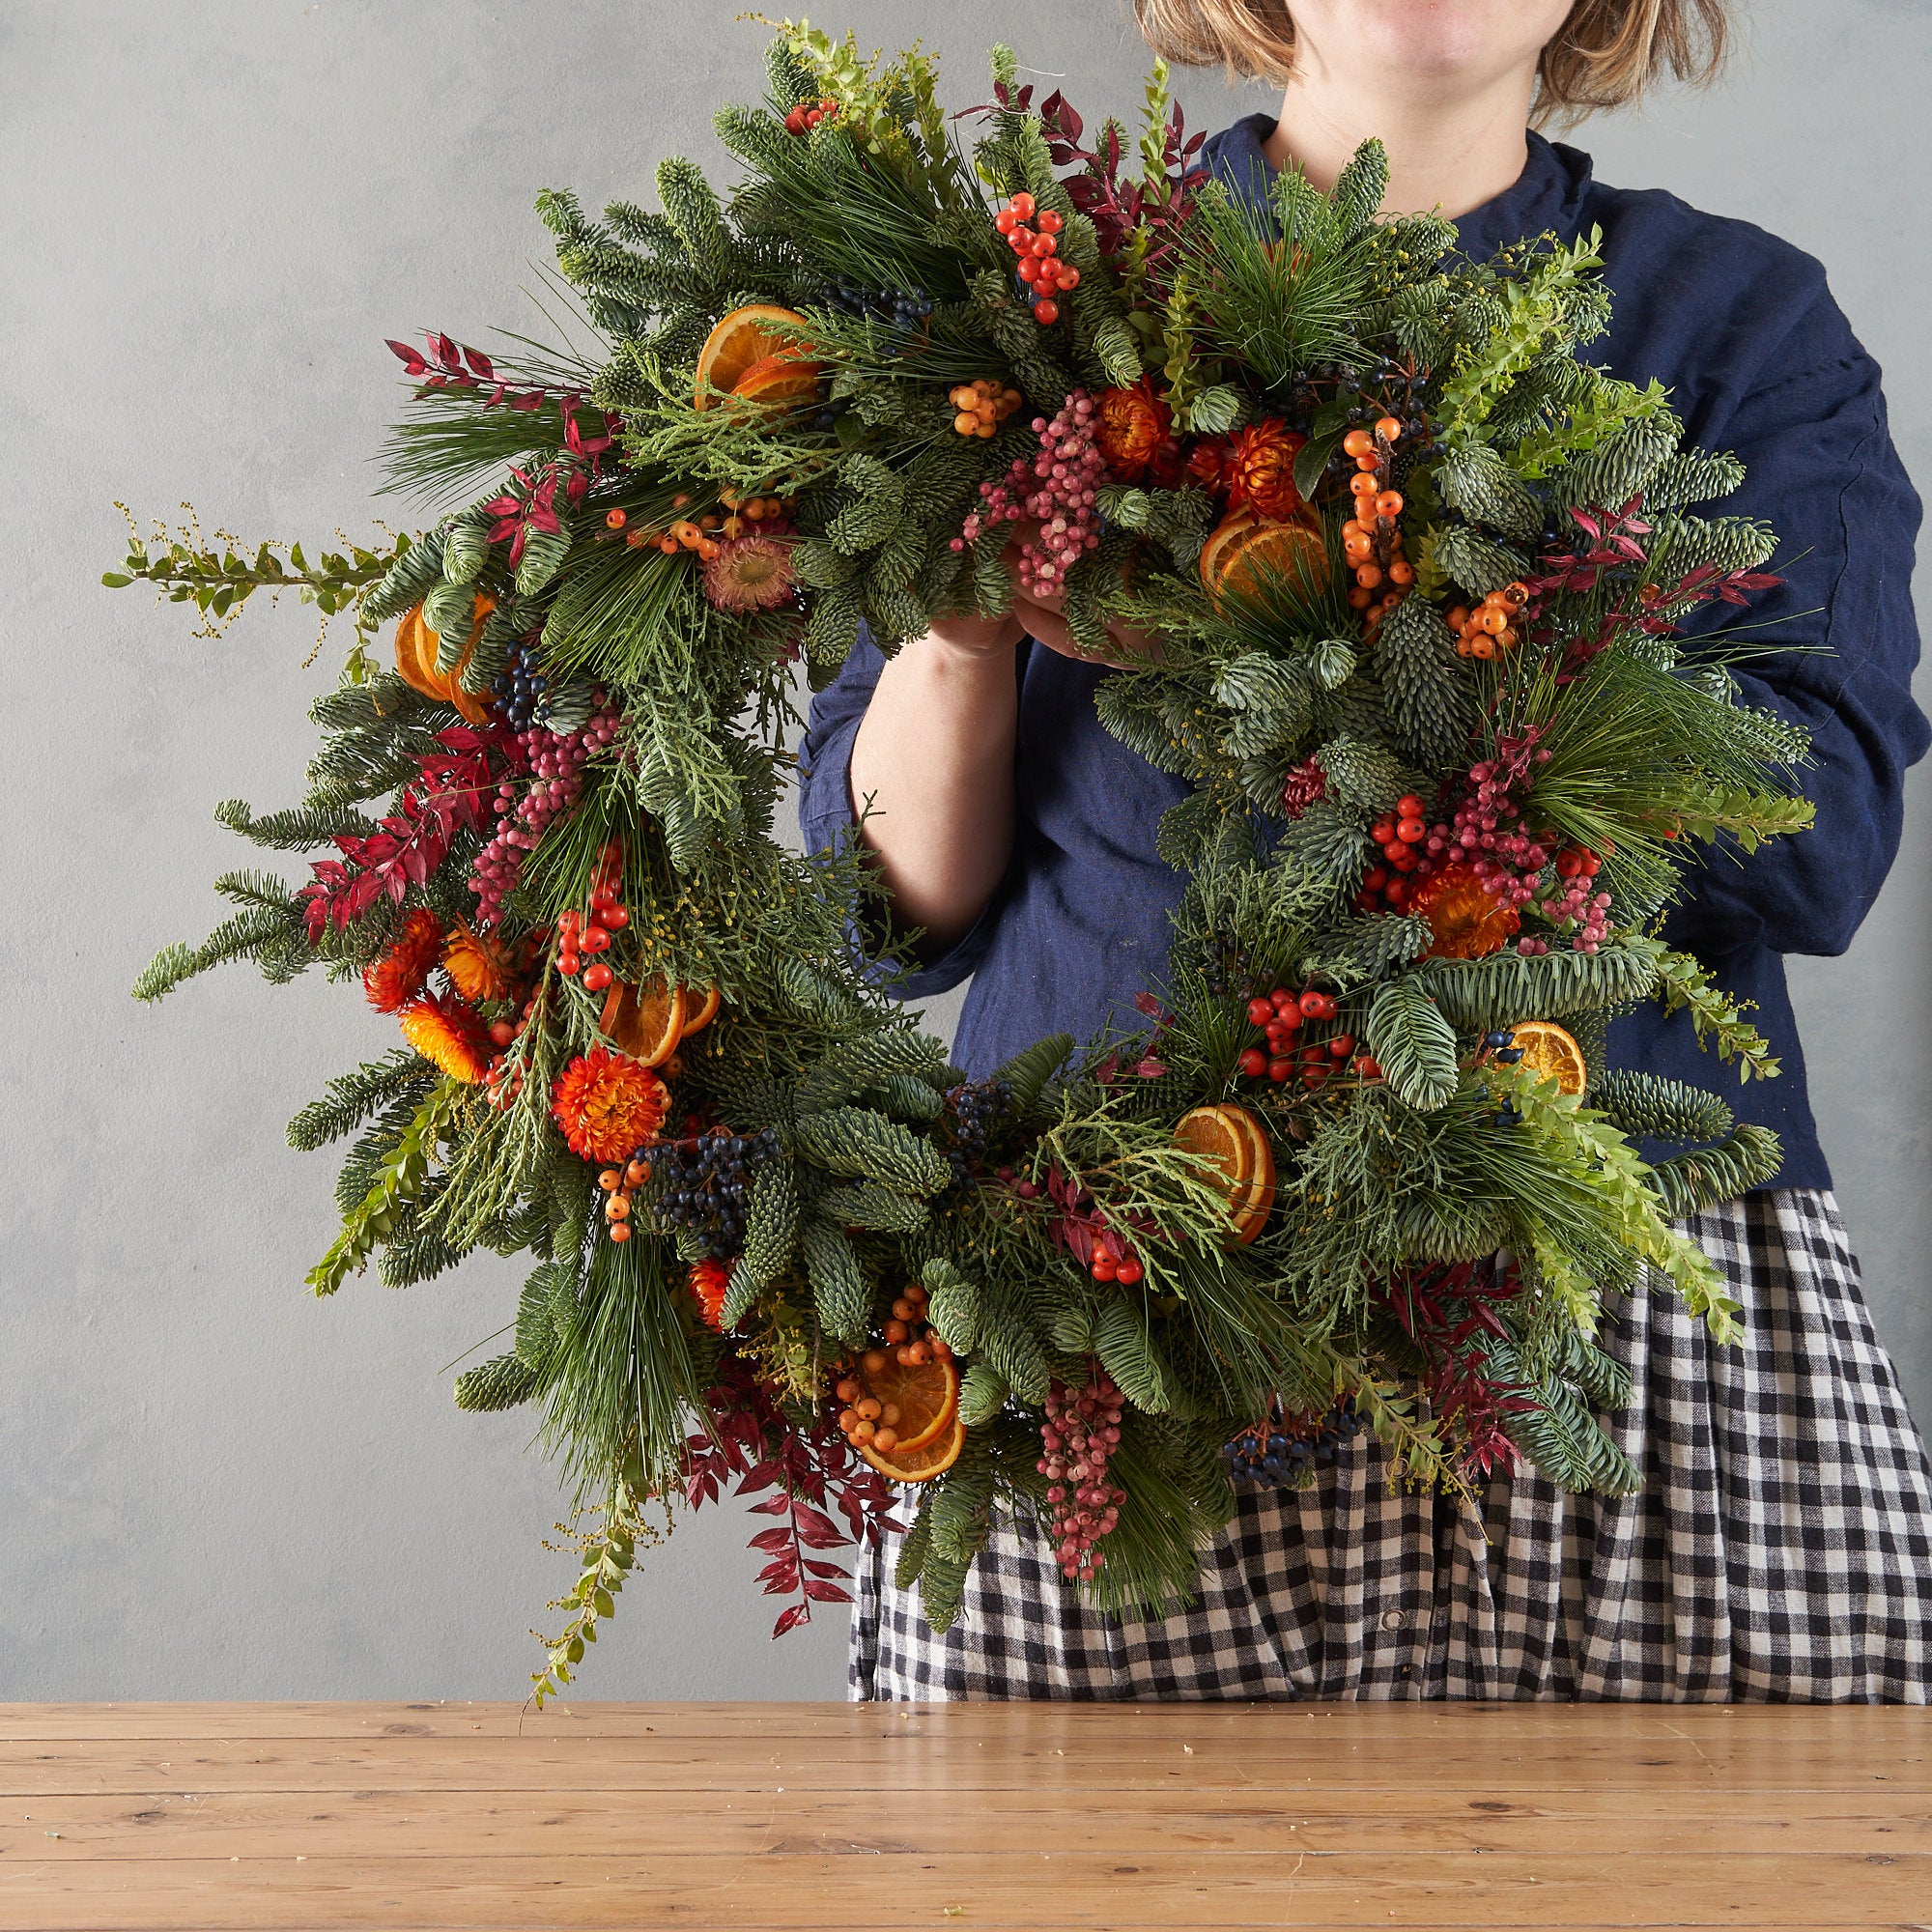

1225,1395,1365,1487
490,635,552,732
822,281,933,327
940,1076,1011,1188
649,1126,780,1258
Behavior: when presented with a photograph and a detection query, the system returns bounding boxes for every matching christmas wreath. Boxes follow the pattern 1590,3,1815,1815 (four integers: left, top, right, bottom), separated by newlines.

115,26,1808,1696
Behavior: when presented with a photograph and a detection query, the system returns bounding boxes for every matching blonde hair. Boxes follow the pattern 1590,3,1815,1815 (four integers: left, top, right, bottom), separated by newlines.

1133,0,1732,125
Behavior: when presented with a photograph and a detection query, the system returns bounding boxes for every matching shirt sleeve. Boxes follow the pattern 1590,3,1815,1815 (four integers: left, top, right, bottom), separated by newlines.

1662,330,1927,959
796,624,1018,998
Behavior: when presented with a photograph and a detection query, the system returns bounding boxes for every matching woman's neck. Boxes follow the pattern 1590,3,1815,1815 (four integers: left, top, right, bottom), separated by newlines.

1260,58,1538,219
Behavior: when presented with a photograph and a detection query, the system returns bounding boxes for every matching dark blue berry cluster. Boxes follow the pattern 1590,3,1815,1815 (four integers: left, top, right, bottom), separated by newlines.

649,1126,781,1258
491,635,552,732
1225,1396,1364,1487
940,1076,1011,1188
823,281,933,327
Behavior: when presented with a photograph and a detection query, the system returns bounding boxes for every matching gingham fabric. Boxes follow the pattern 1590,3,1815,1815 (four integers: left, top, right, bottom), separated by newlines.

849,1189,1932,1702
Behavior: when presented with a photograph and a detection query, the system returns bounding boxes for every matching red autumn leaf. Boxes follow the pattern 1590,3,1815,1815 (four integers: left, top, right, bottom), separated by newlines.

802,1578,852,1605
747,1525,793,1553
773,1604,810,1637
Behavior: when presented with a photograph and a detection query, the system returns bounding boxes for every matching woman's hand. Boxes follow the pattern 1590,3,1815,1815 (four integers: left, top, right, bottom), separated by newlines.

994,526,1164,671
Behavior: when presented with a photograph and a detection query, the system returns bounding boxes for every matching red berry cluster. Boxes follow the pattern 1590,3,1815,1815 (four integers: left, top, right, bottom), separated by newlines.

782,96,839,136
993,192,1079,326
1355,790,1434,912
555,838,629,988
1236,986,1377,1089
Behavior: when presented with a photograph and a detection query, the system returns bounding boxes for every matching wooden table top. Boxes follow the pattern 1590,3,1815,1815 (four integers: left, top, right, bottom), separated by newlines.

1,1701,1927,1929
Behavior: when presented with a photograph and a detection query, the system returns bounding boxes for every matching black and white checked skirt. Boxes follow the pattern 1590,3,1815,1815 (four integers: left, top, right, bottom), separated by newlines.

850,1190,1932,1702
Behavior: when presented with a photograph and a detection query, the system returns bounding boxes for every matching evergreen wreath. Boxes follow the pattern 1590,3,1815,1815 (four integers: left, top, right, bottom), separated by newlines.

114,26,1810,1696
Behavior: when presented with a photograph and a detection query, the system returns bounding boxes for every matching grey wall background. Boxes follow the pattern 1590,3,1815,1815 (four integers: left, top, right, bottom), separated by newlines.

3,0,1926,1702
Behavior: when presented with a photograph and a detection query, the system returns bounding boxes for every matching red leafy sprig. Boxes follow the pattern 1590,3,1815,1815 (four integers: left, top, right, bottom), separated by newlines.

298,724,518,941
682,1354,902,1638
1521,499,1781,675
1383,1255,1533,1480
385,329,572,414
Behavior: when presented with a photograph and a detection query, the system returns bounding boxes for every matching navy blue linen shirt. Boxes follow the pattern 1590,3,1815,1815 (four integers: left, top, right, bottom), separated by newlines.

800,121,1926,1192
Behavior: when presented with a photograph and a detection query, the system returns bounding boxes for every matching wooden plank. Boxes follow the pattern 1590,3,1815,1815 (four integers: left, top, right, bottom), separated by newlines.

3,1735,1926,1797
1,1851,1929,1931
5,1785,1930,1860
3,1699,1925,1741
3,1706,1928,1931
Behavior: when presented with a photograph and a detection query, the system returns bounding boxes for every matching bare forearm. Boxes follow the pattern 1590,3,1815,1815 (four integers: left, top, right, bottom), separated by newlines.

848,634,1018,952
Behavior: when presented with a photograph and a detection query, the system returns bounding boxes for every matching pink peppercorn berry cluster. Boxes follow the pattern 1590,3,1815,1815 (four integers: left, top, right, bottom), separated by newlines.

1531,845,1611,954
1236,985,1382,1089
468,708,621,926
1039,1367,1125,1582
1351,744,1614,956
992,191,1079,326
952,389,1105,599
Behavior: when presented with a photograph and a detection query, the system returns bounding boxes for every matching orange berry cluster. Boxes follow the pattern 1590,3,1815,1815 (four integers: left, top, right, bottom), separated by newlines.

993,192,1079,326
597,1152,655,1244
622,489,792,557
949,378,1023,439
833,1285,956,1456
1445,581,1530,659
1341,417,1416,631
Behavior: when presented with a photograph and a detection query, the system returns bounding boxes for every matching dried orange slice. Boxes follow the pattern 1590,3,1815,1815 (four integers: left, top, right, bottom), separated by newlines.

862,1410,965,1484
394,596,495,724
1506,1020,1587,1096
438,593,497,725
729,350,822,409
600,977,687,1067
1223,1104,1277,1246
393,605,444,700
677,984,723,1039
694,304,815,410
1175,1103,1254,1196
1177,1102,1276,1246
856,1350,960,1456
1199,507,1329,611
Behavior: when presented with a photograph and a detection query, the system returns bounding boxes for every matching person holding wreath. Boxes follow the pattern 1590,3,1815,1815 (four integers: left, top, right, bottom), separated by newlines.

802,0,1932,1700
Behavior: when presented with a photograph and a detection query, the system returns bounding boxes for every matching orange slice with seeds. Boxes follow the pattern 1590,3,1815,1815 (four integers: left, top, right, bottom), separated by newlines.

677,984,723,1039
1506,1020,1587,1096
857,1351,960,1456
1199,506,1329,611
862,1411,965,1485
694,304,816,410
600,977,687,1067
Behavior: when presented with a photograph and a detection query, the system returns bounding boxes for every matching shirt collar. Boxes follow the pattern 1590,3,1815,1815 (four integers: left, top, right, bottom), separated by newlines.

1200,112,1595,253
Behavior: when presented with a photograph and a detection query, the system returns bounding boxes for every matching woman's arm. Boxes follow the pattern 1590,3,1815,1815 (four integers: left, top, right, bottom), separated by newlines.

825,557,1163,956
846,613,1025,952
1664,332,1926,958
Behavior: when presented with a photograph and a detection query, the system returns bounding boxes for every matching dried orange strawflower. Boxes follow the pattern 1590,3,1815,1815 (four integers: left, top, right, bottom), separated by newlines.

550,1047,669,1161
362,907,444,1013
398,991,492,1083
